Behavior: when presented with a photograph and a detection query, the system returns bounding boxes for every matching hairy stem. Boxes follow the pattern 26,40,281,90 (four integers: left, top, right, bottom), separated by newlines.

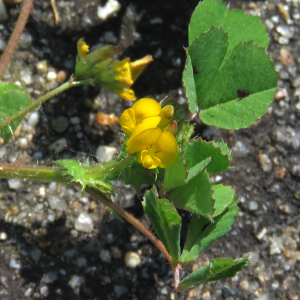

0,79,90,132
85,187,174,266
0,163,69,183
0,0,34,79
84,155,134,179
0,161,174,266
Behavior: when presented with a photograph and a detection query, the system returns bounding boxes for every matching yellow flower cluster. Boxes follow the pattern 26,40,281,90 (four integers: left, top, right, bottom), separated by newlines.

120,98,178,169
75,38,153,101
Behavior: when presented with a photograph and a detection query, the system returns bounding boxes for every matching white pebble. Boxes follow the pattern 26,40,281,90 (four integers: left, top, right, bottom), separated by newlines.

249,201,258,211
28,112,39,127
97,0,121,20
46,70,57,82
0,232,7,240
124,251,141,268
18,137,28,150
47,195,67,211
74,213,94,232
7,179,22,190
49,138,68,153
96,145,118,162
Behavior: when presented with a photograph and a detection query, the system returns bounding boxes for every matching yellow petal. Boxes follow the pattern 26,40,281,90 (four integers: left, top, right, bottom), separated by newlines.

126,116,161,145
139,150,161,169
77,38,89,59
126,128,162,155
130,55,153,81
158,105,174,128
115,89,136,101
119,108,136,135
132,98,161,124
152,131,178,168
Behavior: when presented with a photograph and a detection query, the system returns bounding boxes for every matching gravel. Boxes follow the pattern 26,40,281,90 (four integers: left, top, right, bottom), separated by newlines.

1,0,300,299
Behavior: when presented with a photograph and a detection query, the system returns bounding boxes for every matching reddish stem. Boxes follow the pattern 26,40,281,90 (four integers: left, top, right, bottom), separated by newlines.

0,0,34,79
174,263,182,291
85,187,174,266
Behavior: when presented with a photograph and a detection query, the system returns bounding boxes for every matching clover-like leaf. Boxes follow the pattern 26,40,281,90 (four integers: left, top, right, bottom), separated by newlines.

142,187,182,263
0,82,31,141
179,256,249,290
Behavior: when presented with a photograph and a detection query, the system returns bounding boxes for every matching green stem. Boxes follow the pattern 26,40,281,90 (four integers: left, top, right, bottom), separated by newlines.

84,155,134,179
0,79,90,132
0,161,174,266
85,186,174,266
0,163,70,183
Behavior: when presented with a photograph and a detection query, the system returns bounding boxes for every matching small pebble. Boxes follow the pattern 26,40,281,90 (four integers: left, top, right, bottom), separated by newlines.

74,213,94,232
0,232,7,240
75,257,87,268
57,70,67,84
97,0,121,20
7,179,22,190
249,201,258,211
18,32,32,50
69,275,84,289
18,137,28,150
124,251,141,268
276,25,294,39
48,196,67,211
46,70,57,82
49,138,68,153
258,154,272,172
31,248,42,263
36,61,48,73
114,286,128,298
51,116,70,133
256,227,267,240
27,112,39,127
99,249,112,263
96,145,118,162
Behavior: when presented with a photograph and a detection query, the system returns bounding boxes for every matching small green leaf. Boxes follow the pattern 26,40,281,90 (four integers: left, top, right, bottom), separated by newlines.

0,82,31,141
212,184,235,218
163,151,187,192
107,157,155,194
181,197,238,263
189,0,269,51
179,256,249,290
176,121,194,150
169,170,214,219
56,160,87,190
184,139,231,175
183,54,197,114
142,187,182,263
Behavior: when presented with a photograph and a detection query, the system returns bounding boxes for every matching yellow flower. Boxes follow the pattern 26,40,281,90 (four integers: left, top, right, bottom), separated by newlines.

95,56,153,101
74,38,153,100
126,128,178,169
120,98,162,136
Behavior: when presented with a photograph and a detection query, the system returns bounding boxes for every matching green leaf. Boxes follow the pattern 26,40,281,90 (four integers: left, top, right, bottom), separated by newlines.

181,197,238,263
212,184,235,218
56,160,88,191
169,170,214,219
179,256,249,290
183,54,197,114
184,139,231,175
142,187,182,263
0,82,31,141
163,151,187,192
189,0,269,51
106,157,155,194
187,28,277,129
56,160,114,195
197,41,277,129
176,121,194,150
